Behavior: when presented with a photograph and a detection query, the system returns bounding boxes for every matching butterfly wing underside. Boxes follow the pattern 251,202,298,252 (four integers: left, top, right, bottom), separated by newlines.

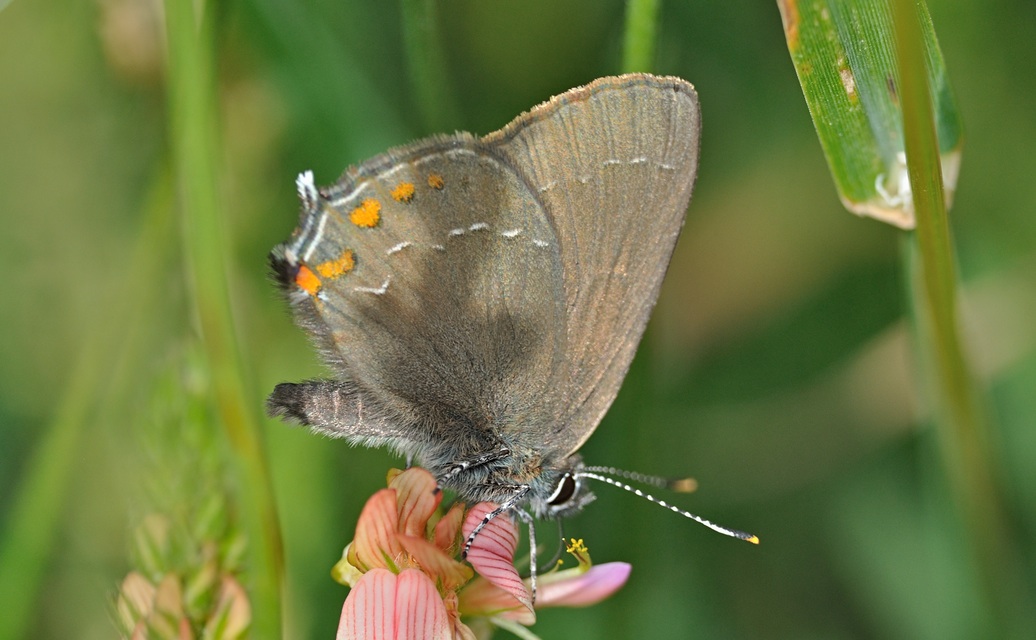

270,74,699,467
485,75,700,457
272,135,567,452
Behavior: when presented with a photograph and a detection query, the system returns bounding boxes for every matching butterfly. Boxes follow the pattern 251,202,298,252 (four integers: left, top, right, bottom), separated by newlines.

267,74,755,566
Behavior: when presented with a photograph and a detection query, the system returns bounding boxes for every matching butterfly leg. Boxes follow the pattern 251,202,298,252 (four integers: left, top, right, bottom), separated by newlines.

435,445,512,493
514,508,539,604
461,483,530,559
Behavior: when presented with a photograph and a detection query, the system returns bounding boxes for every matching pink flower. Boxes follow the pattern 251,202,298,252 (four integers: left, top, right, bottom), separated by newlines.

333,469,630,639
337,569,454,640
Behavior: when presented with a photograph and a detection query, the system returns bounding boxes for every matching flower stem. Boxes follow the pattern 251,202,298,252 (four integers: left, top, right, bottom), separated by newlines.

894,0,1034,632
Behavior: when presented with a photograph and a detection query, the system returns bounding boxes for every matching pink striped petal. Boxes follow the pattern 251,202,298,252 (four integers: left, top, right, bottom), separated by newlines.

458,577,536,625
338,568,395,640
395,570,453,640
536,562,631,608
461,503,532,612
338,568,452,640
350,490,404,572
389,468,442,539
397,534,473,591
434,502,466,553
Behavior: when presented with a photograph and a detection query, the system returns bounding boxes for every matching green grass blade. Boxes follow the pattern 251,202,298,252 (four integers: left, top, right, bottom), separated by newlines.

894,0,1036,633
777,0,962,228
622,0,660,73
163,0,284,634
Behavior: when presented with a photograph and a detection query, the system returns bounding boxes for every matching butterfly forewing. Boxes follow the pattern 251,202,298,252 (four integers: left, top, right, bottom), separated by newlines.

485,75,700,456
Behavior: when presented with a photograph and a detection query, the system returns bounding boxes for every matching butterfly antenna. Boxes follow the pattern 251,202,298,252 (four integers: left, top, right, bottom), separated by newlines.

576,471,759,544
582,466,698,493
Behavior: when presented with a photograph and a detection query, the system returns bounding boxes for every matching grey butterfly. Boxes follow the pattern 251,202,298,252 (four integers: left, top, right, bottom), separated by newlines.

268,74,755,563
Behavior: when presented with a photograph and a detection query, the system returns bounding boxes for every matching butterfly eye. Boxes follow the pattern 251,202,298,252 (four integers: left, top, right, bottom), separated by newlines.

547,472,578,506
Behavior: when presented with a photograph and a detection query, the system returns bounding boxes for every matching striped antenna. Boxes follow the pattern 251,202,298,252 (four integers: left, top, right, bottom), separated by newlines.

576,471,759,544
581,466,698,493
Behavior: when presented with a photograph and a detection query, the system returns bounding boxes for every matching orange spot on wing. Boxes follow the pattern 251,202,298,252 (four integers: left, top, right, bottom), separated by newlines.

294,264,322,295
316,250,355,279
391,182,416,203
427,173,445,190
350,198,381,227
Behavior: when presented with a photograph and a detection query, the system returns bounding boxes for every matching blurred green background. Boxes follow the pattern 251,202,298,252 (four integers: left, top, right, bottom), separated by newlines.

2,0,1035,638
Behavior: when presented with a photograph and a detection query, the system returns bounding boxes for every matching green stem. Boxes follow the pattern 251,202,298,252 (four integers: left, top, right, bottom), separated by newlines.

163,0,284,634
622,0,660,73
894,0,1033,633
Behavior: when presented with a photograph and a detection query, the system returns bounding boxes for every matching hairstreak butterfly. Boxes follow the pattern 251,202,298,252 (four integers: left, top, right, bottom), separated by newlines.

268,74,756,579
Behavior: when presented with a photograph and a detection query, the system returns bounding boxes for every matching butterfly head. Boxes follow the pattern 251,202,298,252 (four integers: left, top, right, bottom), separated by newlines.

528,456,597,520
